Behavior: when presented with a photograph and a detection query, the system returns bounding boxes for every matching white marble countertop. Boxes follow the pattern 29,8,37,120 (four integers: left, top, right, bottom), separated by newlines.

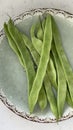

0,0,73,130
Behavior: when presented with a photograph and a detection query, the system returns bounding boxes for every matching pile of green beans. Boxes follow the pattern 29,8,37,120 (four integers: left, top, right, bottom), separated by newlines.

4,14,73,120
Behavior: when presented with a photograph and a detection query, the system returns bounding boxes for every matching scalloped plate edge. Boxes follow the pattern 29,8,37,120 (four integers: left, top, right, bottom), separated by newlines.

0,8,73,123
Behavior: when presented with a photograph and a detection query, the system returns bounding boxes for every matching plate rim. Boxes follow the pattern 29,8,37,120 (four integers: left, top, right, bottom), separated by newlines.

0,8,73,123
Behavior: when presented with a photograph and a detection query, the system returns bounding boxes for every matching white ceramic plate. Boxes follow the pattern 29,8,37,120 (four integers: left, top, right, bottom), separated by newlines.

0,8,73,123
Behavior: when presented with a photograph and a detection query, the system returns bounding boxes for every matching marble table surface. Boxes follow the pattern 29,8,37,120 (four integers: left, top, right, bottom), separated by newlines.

0,0,73,130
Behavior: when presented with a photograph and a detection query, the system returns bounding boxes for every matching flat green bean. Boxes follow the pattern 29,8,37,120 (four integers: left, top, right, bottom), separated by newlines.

22,34,39,66
38,18,57,89
44,73,58,119
4,23,24,68
30,17,57,89
22,34,47,110
29,15,52,113
52,43,67,118
7,19,35,95
52,17,73,103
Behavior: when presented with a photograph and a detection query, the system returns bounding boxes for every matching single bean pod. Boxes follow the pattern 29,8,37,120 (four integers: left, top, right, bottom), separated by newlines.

7,19,35,96
30,17,57,89
52,42,67,118
22,34,47,110
4,23,25,68
22,34,40,66
29,15,52,113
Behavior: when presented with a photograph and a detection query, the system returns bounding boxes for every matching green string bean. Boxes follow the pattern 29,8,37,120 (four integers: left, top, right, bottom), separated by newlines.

4,23,25,69
52,17,73,103
29,15,52,113
30,17,57,89
7,19,35,96
22,34,47,110
52,42,67,118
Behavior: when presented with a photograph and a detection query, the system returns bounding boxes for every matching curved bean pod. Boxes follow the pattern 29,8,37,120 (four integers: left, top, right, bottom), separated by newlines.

22,34,39,66
30,17,57,89
52,43,67,118
4,23,25,68
8,19,35,95
29,15,52,113
22,34,47,110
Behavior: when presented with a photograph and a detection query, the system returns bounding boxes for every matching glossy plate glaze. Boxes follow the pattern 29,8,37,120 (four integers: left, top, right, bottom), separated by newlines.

0,8,73,123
